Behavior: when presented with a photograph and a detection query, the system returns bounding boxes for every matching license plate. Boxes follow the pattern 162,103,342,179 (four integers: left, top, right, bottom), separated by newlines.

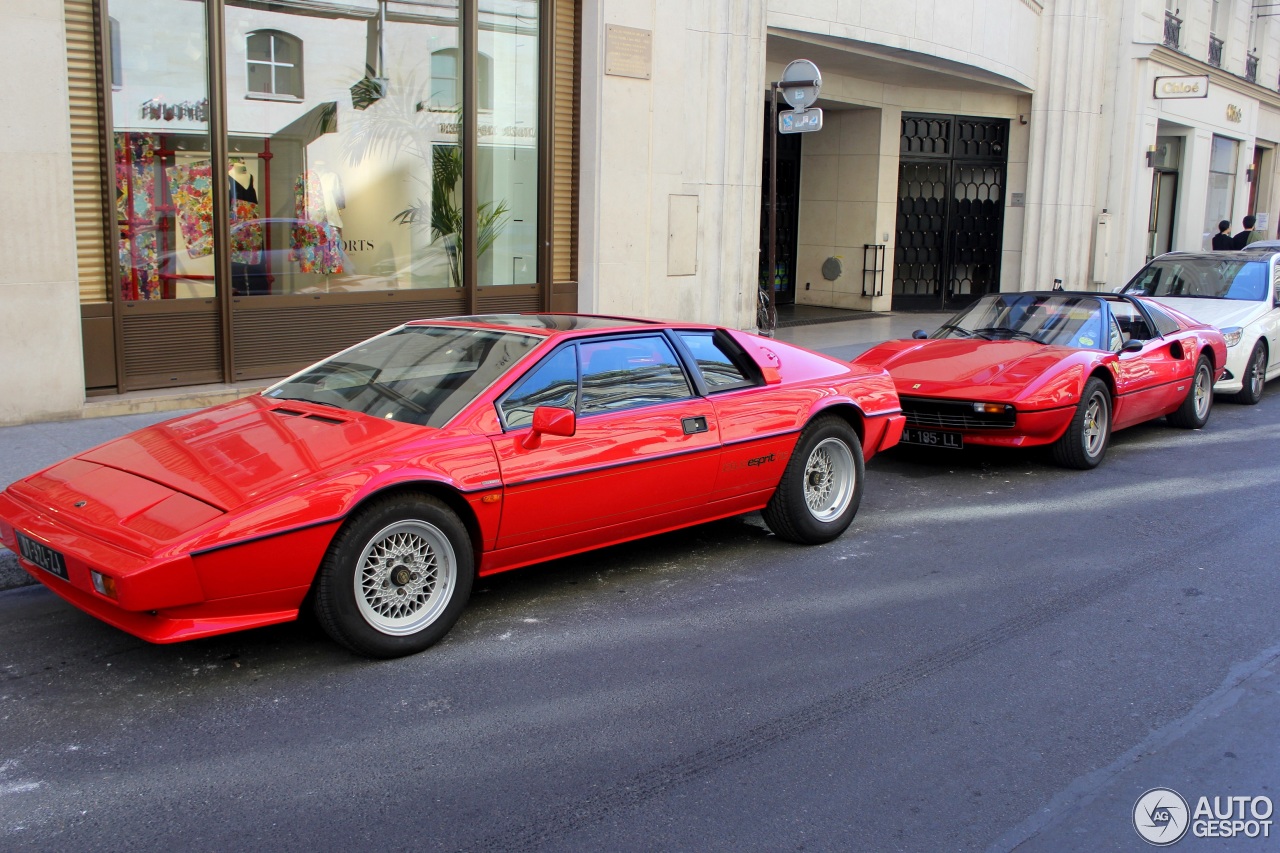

15,531,69,581
900,427,964,449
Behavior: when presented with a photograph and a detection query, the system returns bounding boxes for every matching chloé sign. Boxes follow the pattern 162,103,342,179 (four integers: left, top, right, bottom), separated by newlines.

1153,75,1209,99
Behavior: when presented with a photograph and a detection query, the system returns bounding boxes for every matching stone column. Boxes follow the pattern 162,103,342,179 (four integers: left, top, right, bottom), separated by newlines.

1021,0,1106,291
578,0,766,327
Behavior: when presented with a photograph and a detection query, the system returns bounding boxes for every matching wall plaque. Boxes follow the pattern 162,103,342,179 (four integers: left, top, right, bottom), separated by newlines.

606,25,652,80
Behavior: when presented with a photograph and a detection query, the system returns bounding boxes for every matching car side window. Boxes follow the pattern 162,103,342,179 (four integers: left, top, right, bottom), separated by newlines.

677,332,756,391
1143,303,1181,336
1273,263,1280,305
1107,313,1125,352
1112,302,1156,343
579,336,692,414
498,346,578,428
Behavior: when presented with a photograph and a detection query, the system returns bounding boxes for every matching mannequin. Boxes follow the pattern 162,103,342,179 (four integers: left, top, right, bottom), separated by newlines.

228,157,267,295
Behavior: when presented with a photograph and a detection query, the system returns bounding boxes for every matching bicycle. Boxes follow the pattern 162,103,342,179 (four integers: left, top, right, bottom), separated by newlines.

757,286,777,337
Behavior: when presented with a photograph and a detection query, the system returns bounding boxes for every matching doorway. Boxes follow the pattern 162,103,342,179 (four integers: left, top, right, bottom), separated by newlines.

1148,170,1178,261
759,101,801,307
893,114,1009,310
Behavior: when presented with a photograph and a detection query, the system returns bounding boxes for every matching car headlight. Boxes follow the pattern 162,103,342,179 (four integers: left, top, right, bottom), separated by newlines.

1221,326,1244,347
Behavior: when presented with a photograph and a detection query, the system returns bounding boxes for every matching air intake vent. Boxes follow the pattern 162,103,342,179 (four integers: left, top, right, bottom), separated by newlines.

272,407,346,425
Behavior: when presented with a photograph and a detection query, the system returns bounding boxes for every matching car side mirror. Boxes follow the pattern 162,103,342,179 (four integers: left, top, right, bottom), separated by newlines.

1121,338,1145,353
522,406,576,449
911,329,929,340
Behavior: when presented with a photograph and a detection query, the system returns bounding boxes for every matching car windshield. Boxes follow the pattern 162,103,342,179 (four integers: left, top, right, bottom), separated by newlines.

931,293,1107,349
264,325,541,426
1121,257,1268,301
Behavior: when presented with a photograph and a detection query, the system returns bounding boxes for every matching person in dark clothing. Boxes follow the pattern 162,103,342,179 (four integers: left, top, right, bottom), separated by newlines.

1232,214,1258,249
1212,220,1234,250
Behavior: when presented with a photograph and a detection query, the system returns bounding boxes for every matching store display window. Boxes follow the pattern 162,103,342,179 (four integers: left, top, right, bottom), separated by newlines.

108,0,540,301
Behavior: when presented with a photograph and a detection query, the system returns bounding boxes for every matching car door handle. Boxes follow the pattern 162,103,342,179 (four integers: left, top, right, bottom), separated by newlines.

681,416,709,435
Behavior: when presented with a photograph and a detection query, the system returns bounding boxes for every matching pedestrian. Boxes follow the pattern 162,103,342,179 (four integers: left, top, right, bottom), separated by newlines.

1212,219,1233,250
1231,214,1258,249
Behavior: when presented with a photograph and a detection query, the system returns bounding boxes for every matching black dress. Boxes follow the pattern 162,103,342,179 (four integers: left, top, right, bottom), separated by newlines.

229,174,270,295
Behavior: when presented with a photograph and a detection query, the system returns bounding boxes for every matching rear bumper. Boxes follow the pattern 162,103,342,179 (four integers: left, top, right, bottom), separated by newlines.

864,412,907,459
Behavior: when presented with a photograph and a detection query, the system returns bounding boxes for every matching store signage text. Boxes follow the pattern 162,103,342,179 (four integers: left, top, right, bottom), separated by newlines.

139,98,209,122
436,122,538,139
1153,75,1209,99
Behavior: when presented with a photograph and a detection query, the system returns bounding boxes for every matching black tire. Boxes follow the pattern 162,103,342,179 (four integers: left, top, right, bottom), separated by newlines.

314,494,473,658
762,416,864,544
1231,342,1267,405
1168,355,1214,429
1051,377,1111,470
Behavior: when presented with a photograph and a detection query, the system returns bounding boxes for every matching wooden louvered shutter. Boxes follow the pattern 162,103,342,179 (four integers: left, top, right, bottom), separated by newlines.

550,0,579,310
64,0,112,304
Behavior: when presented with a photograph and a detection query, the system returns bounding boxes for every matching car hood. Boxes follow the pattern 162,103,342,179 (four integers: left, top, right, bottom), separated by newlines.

859,339,1079,400
1145,296,1268,329
13,394,419,517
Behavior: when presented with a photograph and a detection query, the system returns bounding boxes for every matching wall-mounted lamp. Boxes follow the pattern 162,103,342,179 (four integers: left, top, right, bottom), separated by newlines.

1246,164,1257,183
1145,144,1159,168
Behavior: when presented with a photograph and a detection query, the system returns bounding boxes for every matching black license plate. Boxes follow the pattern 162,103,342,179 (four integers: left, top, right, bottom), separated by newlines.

900,427,964,449
15,531,69,581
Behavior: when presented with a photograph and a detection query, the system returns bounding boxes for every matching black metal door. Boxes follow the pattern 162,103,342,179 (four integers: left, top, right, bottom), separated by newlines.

759,102,802,306
894,115,1008,309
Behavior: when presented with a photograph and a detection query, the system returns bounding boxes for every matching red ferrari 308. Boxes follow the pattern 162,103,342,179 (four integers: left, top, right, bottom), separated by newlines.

0,315,905,657
852,292,1227,469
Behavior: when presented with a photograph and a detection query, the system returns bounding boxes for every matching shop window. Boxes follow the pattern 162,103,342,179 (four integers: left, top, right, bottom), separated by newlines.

246,30,303,100
426,48,493,111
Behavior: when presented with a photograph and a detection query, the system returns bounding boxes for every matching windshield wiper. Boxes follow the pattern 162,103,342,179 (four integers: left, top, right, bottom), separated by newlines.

935,323,973,338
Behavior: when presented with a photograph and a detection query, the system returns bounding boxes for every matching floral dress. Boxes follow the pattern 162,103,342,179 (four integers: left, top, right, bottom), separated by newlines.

290,170,346,274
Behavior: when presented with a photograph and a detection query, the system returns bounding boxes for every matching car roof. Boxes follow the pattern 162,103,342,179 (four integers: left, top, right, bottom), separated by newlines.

404,313,710,336
1149,250,1275,260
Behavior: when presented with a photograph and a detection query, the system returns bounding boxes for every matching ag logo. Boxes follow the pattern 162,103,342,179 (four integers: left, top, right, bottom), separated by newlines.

1134,787,1190,845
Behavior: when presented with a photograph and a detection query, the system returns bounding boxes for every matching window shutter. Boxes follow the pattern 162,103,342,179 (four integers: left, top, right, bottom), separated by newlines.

64,0,112,304
551,0,579,294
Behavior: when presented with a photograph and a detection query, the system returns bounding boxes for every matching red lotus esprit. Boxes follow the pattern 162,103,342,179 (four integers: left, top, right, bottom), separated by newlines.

851,292,1227,469
0,315,905,657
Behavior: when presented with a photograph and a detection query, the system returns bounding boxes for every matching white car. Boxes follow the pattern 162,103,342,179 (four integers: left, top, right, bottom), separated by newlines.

1120,250,1280,403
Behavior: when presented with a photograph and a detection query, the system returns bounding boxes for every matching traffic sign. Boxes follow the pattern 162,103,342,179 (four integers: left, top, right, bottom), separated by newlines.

779,108,823,134
780,59,822,111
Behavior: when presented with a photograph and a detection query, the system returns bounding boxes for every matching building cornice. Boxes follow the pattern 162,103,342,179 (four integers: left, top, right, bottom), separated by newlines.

1149,44,1280,110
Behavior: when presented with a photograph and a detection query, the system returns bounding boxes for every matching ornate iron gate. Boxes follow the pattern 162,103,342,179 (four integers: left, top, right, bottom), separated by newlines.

894,114,1009,309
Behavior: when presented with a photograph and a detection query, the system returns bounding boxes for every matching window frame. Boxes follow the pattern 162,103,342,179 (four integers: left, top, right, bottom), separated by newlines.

672,329,764,393
496,332,705,429
245,29,304,101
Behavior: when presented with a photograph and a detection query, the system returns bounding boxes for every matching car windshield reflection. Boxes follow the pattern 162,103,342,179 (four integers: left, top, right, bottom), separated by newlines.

265,325,541,426
931,293,1107,349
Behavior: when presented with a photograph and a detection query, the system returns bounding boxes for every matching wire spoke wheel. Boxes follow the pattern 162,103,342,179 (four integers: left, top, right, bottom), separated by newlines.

354,519,456,637
803,437,856,522
762,416,865,544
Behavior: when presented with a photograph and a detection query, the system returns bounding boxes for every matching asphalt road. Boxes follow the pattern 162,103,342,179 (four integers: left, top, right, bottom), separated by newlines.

3,390,1280,851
